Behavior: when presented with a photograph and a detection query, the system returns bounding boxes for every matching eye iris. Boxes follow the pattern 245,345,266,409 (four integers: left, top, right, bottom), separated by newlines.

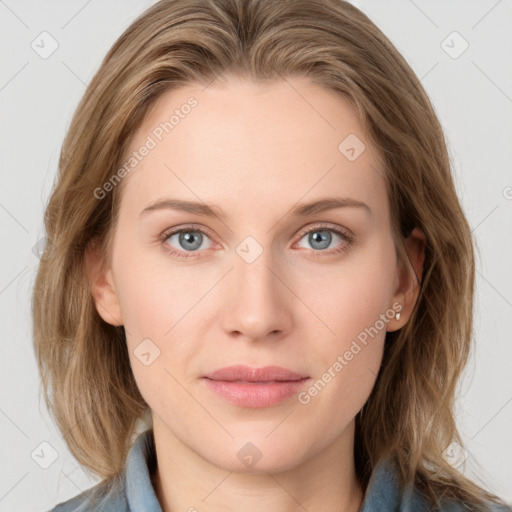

172,228,339,253
180,231,202,251
309,230,331,250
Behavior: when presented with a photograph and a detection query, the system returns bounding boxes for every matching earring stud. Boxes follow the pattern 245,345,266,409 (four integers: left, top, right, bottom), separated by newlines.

395,311,401,321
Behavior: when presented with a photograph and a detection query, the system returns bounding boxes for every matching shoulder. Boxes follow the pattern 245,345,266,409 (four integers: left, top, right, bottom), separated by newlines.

46,475,127,512
46,429,158,512
439,500,511,512
361,457,511,512
405,479,511,512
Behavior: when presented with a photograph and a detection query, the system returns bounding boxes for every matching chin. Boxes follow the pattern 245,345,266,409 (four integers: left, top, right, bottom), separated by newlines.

200,435,311,474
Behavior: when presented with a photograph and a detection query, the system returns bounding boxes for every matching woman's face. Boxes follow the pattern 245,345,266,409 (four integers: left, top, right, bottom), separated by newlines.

92,76,414,472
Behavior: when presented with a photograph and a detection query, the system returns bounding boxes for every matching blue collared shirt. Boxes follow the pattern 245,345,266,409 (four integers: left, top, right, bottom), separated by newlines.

48,429,510,512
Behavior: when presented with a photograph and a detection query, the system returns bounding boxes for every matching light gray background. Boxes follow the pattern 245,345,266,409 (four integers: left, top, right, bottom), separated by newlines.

0,1,511,511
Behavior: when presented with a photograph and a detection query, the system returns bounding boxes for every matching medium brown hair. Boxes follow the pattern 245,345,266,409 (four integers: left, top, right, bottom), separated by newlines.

32,0,506,509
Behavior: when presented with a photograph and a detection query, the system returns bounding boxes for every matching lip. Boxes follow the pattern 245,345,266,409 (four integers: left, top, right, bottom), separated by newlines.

202,365,310,408
203,365,308,382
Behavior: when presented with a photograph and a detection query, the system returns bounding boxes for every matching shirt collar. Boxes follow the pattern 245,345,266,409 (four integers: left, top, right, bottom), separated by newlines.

125,429,163,511
124,429,429,512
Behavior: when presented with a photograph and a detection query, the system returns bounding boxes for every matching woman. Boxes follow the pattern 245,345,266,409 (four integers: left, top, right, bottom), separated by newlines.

33,0,510,510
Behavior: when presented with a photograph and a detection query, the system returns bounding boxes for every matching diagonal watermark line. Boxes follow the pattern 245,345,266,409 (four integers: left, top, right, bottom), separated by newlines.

163,163,233,233
62,408,93,440
163,267,234,336
61,471,106,512
472,61,512,105
469,470,493,493
471,205,499,233
0,266,29,295
163,367,234,438
0,203,29,233
266,266,336,335
407,0,439,29
0,62,29,92
0,472,29,502
61,60,88,87
395,61,439,105
265,408,295,438
365,159,386,188
61,0,93,29
0,0,29,28
417,61,439,85
470,395,512,440
281,74,336,131
0,409,29,438
201,471,233,502
266,473,310,512
61,61,126,126
476,269,512,310
266,164,337,234
471,0,504,30
201,61,233,92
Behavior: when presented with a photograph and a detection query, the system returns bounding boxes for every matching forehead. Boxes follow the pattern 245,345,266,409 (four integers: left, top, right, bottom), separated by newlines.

117,76,387,220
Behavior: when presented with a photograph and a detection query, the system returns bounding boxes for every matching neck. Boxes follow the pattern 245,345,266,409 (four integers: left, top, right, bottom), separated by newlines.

151,415,364,512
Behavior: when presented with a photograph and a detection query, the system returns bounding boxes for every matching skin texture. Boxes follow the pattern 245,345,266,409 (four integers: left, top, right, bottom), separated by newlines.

88,76,425,512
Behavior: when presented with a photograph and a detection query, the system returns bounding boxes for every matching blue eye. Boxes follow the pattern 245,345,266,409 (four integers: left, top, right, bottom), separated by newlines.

298,229,341,251
295,224,352,256
162,226,214,258
160,223,353,259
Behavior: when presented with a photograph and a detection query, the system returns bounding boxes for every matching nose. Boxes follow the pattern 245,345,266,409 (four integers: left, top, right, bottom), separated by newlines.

221,245,293,342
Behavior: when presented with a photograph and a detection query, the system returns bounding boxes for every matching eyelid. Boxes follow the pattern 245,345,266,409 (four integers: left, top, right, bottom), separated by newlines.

160,223,218,243
159,221,354,257
294,222,354,244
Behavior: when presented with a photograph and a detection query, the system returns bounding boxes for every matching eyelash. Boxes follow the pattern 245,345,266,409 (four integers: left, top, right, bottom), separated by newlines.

159,223,354,260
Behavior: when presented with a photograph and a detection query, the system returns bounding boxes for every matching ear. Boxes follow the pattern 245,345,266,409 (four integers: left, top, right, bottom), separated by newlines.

387,227,426,332
84,240,123,326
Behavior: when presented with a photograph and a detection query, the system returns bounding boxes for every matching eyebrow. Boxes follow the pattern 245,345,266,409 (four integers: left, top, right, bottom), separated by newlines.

140,196,371,219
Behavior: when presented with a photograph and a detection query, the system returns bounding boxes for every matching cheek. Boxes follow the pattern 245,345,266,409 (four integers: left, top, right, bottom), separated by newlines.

111,243,209,401
294,239,395,406
116,267,188,419
300,238,397,344
112,240,195,338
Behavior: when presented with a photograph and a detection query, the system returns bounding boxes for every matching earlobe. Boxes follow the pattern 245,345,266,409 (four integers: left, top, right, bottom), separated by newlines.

387,227,426,331
85,240,123,326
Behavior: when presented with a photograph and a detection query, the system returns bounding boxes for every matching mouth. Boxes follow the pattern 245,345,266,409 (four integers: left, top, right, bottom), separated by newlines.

202,365,311,408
